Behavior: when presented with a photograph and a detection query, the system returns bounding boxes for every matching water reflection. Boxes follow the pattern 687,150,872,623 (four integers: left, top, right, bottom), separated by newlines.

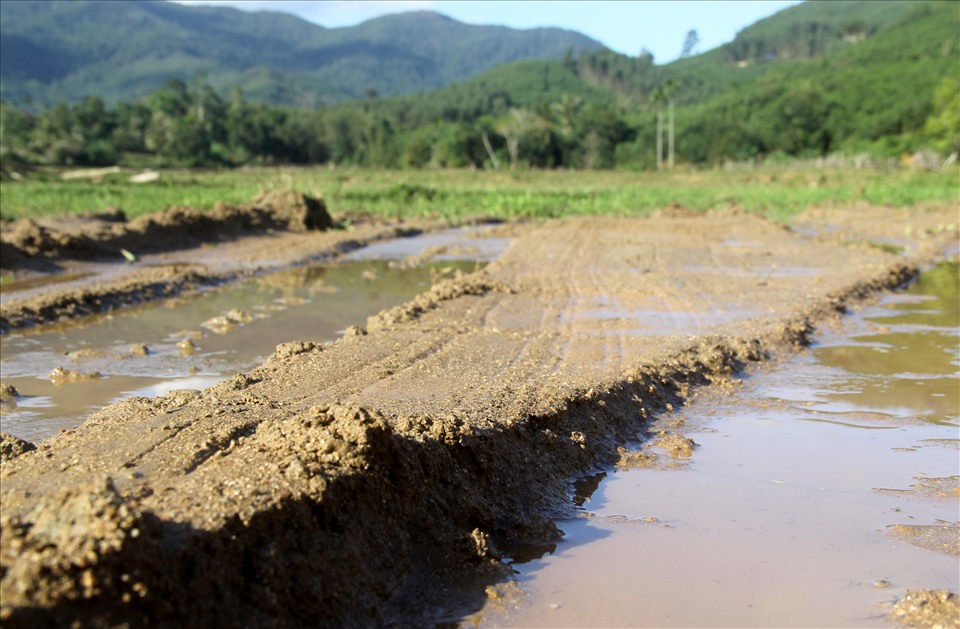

0,259,481,442
470,261,960,628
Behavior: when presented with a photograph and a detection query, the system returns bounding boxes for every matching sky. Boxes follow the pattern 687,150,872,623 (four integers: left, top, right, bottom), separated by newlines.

172,0,804,63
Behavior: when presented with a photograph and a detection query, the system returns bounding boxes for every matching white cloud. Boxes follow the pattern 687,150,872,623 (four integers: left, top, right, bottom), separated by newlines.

170,0,437,27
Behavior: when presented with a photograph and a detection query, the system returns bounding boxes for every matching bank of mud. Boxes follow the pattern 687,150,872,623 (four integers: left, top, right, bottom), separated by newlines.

0,191,465,334
0,200,957,626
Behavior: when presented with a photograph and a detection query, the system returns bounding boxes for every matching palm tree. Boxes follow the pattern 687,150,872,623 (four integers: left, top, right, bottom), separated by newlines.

662,78,678,171
651,87,665,171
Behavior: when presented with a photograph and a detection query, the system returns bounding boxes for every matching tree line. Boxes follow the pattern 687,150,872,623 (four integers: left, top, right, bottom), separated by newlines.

0,77,642,170
0,54,954,172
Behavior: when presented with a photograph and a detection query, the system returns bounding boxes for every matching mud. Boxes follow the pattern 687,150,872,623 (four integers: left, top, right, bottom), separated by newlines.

0,197,957,626
0,190,332,267
1,191,455,334
888,524,960,556
469,263,958,627
890,590,960,628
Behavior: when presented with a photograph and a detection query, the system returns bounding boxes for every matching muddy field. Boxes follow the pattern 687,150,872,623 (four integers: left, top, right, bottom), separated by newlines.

0,193,957,626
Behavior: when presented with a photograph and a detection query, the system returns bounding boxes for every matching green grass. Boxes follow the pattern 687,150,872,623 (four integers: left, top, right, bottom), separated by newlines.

1,164,956,224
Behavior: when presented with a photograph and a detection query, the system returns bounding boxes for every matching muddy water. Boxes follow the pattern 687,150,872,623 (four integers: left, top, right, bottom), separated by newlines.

469,262,959,628
0,229,497,442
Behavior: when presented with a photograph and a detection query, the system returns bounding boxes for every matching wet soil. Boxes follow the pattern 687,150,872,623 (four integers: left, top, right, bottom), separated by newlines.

0,197,957,626
468,263,958,627
1,257,486,443
0,190,455,333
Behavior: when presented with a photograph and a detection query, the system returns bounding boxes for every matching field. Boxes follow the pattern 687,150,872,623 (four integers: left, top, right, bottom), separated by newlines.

1,163,957,224
1,162,958,626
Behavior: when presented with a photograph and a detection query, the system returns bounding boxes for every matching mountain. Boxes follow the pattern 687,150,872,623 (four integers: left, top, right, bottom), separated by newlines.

330,0,958,163
0,1,603,108
1,0,955,169
390,1,941,115
722,0,917,64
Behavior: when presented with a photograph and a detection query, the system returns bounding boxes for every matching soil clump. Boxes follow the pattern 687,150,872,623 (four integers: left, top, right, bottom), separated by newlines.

0,200,957,626
890,590,959,628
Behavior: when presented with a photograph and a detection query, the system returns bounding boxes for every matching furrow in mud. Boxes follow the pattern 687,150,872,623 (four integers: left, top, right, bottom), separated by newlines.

0,267,233,334
1,191,457,334
1,209,956,626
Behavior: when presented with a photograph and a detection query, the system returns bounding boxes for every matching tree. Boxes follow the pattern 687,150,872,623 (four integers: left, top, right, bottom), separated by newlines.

924,76,960,154
551,94,584,137
112,101,151,153
651,87,666,171
772,82,830,155
0,103,34,159
681,29,700,58
496,108,536,169
662,78,678,171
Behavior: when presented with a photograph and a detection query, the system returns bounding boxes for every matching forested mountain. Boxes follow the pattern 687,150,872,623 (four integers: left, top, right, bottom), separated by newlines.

0,0,603,107
1,1,956,171
722,0,916,64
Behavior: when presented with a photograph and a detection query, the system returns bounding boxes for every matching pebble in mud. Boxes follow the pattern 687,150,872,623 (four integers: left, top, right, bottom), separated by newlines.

201,316,235,334
201,309,253,334
67,348,107,360
177,338,197,356
342,325,367,339
226,309,253,323
48,366,102,386
129,343,150,357
0,384,20,404
615,447,658,469
651,432,698,458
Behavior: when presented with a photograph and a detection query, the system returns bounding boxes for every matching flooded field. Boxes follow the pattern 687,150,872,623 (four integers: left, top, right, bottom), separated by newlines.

2,204,957,626
470,262,959,628
0,227,499,442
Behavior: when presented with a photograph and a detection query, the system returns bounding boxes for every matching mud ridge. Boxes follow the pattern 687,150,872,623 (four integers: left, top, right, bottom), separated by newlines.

0,190,333,268
0,262,924,627
366,272,514,333
0,333,755,627
1,219,448,334
1,209,956,625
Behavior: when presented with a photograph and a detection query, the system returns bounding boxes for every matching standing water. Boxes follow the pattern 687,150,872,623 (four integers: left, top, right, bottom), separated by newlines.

0,227,504,442
468,261,959,628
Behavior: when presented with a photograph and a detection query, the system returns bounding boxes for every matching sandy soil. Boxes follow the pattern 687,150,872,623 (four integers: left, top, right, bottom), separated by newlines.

0,191,459,334
0,196,957,626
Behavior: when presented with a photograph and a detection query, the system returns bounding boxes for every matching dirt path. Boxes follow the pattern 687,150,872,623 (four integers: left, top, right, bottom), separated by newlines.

0,202,956,626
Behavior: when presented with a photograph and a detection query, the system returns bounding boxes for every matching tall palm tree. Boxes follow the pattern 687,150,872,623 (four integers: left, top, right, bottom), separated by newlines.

651,87,665,171
662,78,678,171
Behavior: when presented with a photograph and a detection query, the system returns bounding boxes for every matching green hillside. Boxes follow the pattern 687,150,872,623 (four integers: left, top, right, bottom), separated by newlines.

0,1,602,107
723,0,917,63
676,1,960,161
1,1,956,171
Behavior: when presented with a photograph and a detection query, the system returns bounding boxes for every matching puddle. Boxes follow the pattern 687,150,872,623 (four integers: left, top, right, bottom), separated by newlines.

0,271,95,299
1,244,490,442
468,261,959,628
342,224,509,263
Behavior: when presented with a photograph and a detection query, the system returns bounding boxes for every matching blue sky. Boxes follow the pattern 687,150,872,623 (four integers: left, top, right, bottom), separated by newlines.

172,1,804,63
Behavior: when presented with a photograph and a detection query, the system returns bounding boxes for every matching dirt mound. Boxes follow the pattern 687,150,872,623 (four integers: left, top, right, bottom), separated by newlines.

1,209,957,625
0,433,35,462
0,190,332,270
252,189,333,232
